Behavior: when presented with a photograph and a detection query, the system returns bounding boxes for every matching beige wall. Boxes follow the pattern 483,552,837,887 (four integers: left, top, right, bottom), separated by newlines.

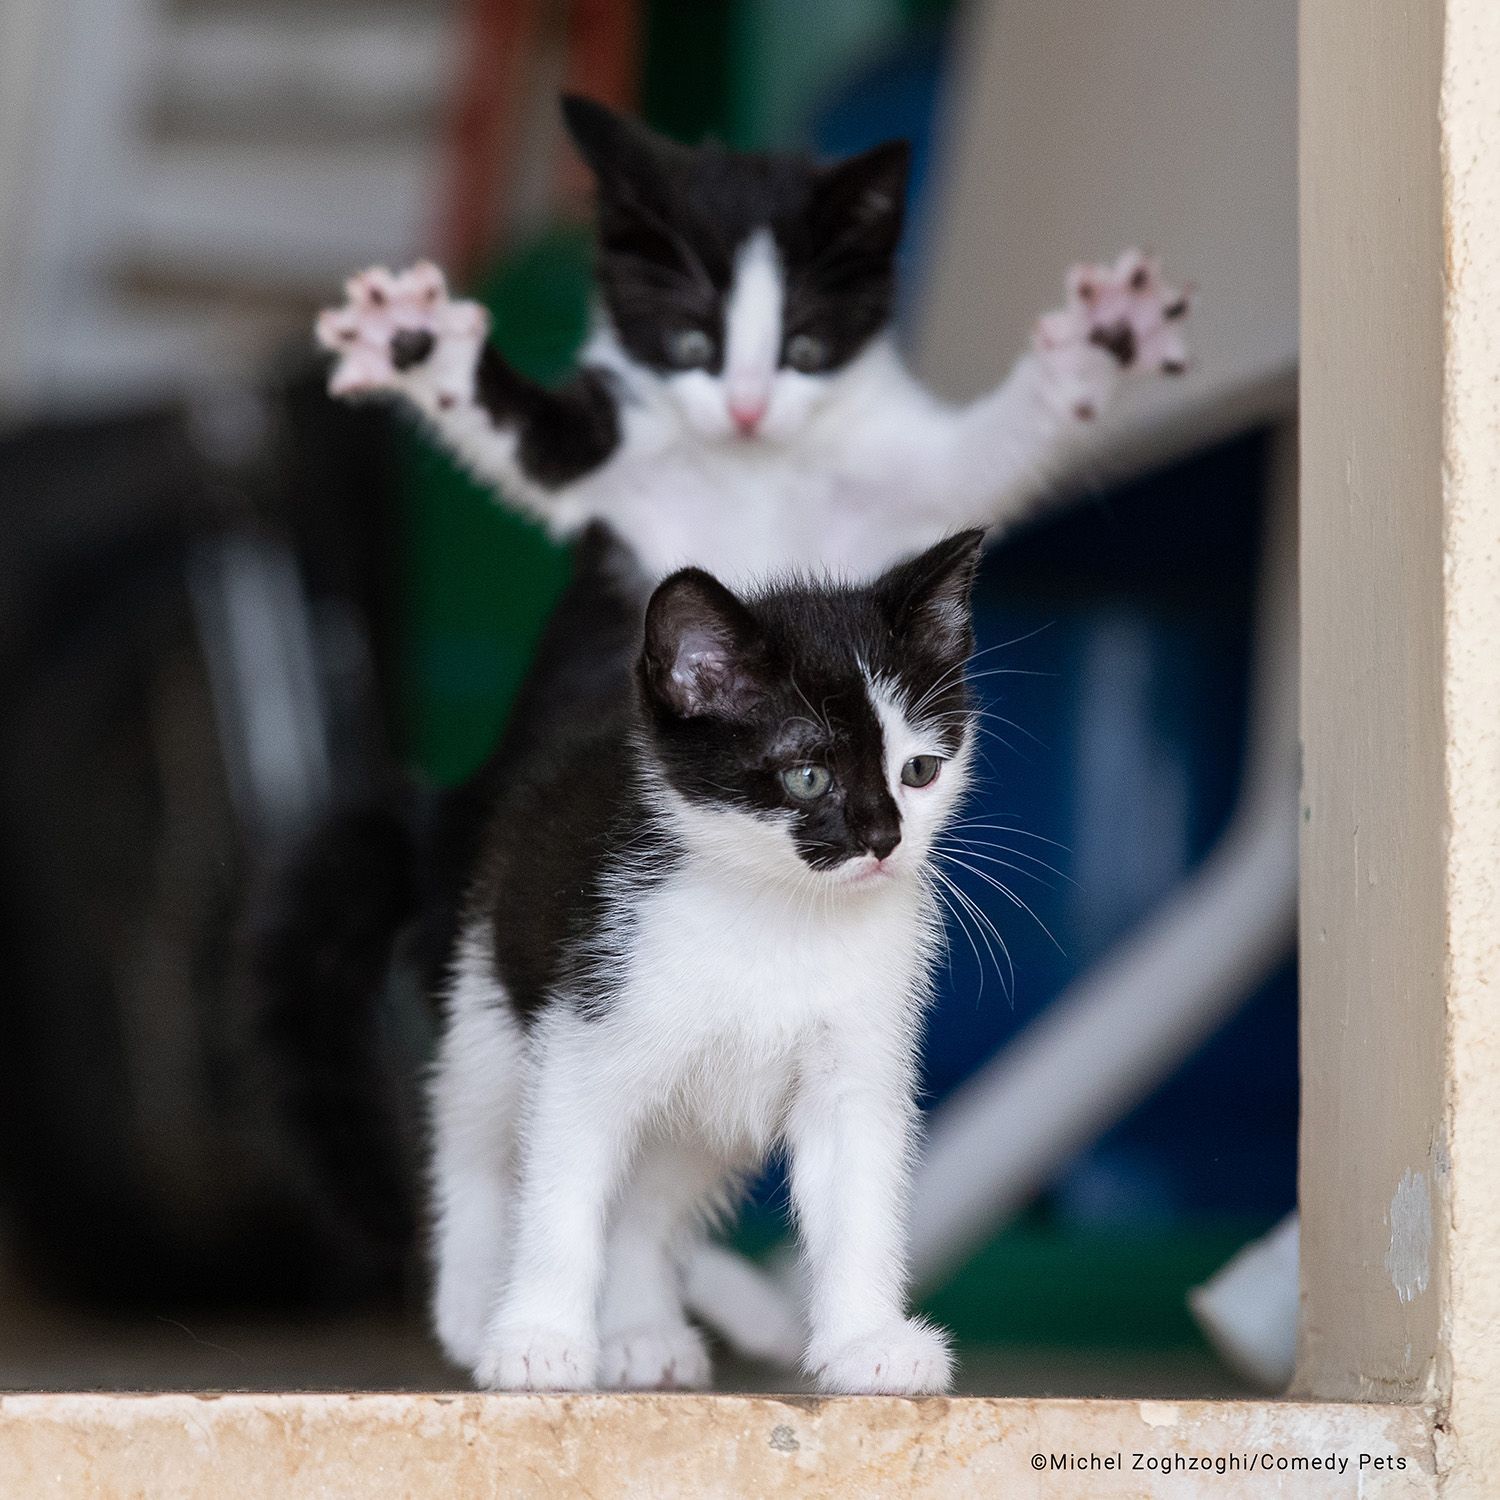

1434,1,1500,1491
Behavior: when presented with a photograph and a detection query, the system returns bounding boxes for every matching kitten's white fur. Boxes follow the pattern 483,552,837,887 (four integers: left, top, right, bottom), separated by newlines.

429,676,969,1394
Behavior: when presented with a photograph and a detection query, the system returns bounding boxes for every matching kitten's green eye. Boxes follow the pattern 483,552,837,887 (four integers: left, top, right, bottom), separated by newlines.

901,755,942,788
780,764,832,802
667,327,714,369
785,333,829,373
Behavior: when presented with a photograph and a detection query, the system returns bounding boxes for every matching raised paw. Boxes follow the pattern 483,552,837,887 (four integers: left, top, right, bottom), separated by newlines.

315,261,487,405
807,1317,953,1396
1033,249,1192,421
473,1326,597,1392
599,1324,713,1391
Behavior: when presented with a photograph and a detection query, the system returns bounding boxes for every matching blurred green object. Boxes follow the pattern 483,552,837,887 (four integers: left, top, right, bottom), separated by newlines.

398,226,589,784
918,1219,1275,1351
732,1200,1269,1351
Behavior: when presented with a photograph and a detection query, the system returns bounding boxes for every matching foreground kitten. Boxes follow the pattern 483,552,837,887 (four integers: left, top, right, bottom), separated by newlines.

317,96,1190,588
431,530,984,1394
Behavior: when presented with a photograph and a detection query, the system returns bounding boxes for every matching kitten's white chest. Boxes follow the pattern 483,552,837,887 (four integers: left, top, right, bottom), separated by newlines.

619,873,913,1067
572,446,869,585
553,347,946,585
634,871,918,1018
609,873,924,1151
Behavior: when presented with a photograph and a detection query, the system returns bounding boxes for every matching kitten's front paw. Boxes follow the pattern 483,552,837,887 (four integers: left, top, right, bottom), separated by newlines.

599,1324,713,1390
808,1318,953,1396
1033,249,1191,421
315,261,486,405
473,1326,597,1391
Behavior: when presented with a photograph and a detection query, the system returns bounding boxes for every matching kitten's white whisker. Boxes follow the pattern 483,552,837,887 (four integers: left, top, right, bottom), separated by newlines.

928,878,985,1000
953,821,1072,852
938,845,1060,891
943,836,1074,886
940,855,1065,955
933,865,1014,1000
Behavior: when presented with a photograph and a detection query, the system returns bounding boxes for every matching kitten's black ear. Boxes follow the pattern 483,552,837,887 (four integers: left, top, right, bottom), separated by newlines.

876,529,985,663
642,569,770,721
561,94,683,191
814,140,911,246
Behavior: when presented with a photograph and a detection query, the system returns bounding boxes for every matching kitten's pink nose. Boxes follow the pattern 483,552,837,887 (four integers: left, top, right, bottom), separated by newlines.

729,396,767,436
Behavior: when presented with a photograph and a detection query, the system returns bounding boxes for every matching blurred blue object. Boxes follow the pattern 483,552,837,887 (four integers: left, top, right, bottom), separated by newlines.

924,426,1296,1226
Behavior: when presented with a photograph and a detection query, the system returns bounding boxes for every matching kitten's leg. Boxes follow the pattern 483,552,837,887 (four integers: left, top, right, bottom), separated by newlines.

596,1140,731,1390
315,262,620,511
787,1028,952,1396
427,948,523,1371
472,1016,638,1391
901,249,1191,539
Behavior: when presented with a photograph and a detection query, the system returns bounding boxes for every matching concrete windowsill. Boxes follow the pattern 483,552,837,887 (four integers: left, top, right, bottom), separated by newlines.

0,1391,1437,1497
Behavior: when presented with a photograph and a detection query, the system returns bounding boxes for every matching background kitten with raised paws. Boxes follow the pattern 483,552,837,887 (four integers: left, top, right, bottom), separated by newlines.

316,95,1190,589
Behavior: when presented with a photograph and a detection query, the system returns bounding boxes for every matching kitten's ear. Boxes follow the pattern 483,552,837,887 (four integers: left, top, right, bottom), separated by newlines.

642,569,770,721
876,529,985,663
561,94,683,193
814,140,911,246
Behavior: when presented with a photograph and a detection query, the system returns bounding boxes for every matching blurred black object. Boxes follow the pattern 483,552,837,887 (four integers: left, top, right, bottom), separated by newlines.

0,368,417,1307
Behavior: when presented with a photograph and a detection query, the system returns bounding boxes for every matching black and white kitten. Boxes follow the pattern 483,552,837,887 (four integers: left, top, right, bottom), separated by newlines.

316,96,1190,588
431,530,984,1395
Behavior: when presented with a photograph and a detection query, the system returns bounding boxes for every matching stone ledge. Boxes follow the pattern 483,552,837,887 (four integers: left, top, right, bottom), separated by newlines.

0,1392,1437,1498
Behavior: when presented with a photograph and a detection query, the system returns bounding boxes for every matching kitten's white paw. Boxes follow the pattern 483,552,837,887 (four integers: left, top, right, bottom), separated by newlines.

808,1318,953,1396
315,261,486,406
599,1323,713,1390
473,1326,597,1391
1033,248,1191,421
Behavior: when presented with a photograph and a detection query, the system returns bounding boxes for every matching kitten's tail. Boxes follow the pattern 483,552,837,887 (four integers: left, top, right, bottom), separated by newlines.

242,791,427,1257
684,1243,803,1367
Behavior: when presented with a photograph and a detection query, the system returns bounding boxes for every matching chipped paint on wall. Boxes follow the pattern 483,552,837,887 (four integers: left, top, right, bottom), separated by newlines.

1385,1170,1432,1305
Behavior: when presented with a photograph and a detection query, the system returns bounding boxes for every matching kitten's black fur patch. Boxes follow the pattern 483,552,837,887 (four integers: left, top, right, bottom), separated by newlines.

562,95,909,380
459,530,669,1023
473,349,622,490
466,530,983,1023
414,522,652,990
475,729,675,1024
434,98,910,490
640,530,982,871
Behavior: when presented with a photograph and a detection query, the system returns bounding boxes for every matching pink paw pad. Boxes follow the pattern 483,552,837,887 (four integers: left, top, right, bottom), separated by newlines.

1034,249,1192,418
315,261,486,399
